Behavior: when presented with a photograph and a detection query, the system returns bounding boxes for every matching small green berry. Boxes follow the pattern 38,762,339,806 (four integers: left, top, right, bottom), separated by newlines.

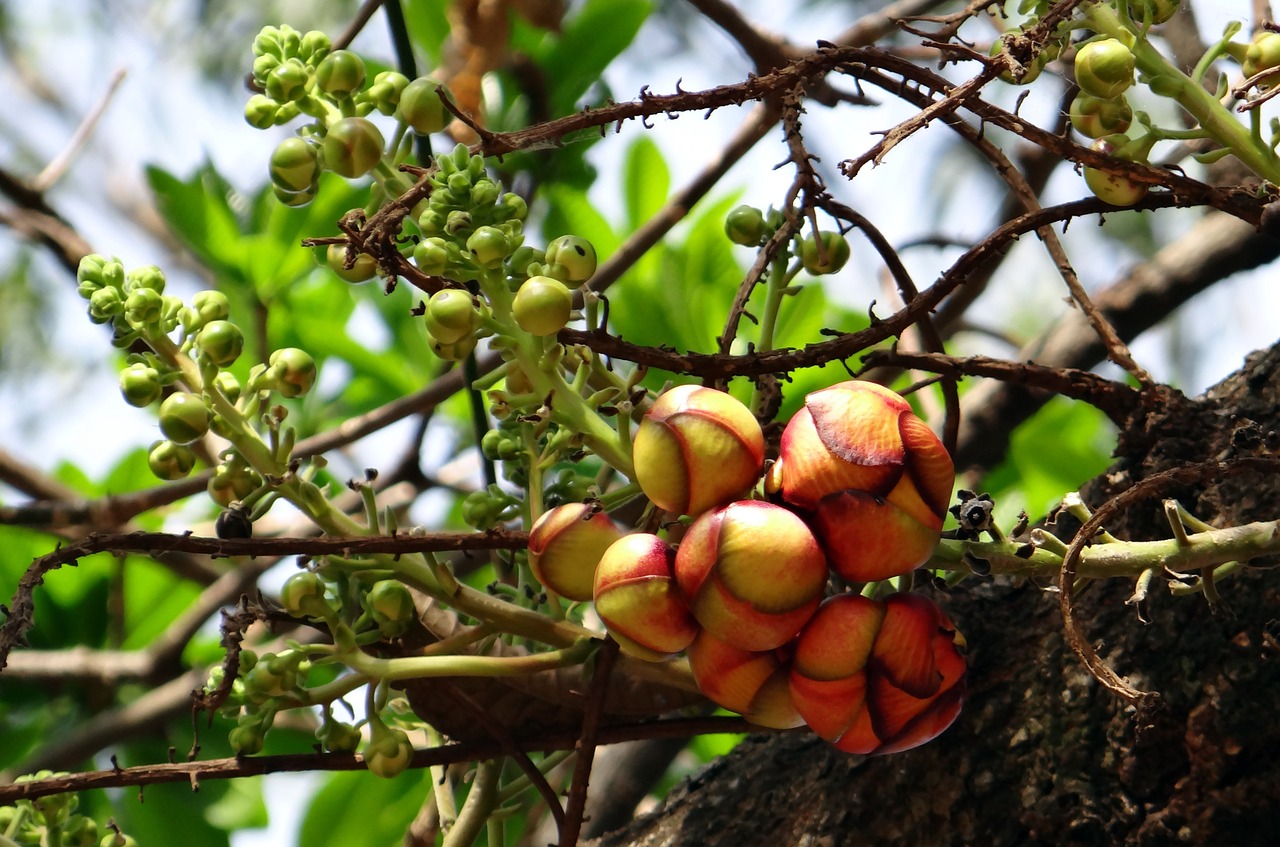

800,231,851,275
725,205,766,246
413,237,450,275
1075,38,1135,100
512,275,573,336
270,137,321,193
467,225,510,269
158,393,211,444
425,288,479,343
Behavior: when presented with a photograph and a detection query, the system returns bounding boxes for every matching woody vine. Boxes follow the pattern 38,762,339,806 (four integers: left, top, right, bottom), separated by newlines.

3,1,1280,846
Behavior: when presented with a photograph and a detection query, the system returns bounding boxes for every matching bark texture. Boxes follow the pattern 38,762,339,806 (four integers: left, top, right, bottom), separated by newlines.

594,344,1280,847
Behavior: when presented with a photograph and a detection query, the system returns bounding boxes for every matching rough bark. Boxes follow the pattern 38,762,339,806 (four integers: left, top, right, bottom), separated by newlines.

593,343,1280,847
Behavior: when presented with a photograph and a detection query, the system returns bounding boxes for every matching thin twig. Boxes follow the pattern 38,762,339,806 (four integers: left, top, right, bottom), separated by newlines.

559,638,620,846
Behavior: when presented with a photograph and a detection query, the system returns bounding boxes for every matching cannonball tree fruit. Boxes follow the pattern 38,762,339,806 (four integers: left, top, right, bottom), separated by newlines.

321,117,385,179
158,393,211,445
789,592,967,756
674,500,827,652
632,384,765,518
512,275,573,336
527,503,623,602
326,243,378,283
1074,38,1135,100
766,380,954,582
686,629,805,729
593,533,699,662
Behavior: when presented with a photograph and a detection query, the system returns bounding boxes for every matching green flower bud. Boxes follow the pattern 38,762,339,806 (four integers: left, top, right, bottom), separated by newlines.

253,53,281,82
229,723,265,756
266,58,309,103
317,716,362,753
1244,32,1280,85
208,462,261,509
270,137,321,193
445,210,472,235
65,815,99,847
417,208,447,235
281,571,331,619
159,393,211,444
315,50,366,98
470,179,500,207
120,363,162,407
76,254,122,297
278,25,301,58
724,204,766,246
181,289,231,334
413,237,450,275
88,286,124,323
322,117,384,178
125,264,166,293
1069,92,1133,139
252,26,284,59
1075,38,1135,100
366,579,416,637
268,347,317,397
446,172,472,195
148,439,197,480
505,244,544,280
299,30,332,63
992,36,1043,85
1136,0,1179,25
428,332,477,361
513,275,573,336
124,287,165,328
1084,135,1149,207
544,235,597,282
800,231,851,275
273,183,318,207
197,320,245,367
397,77,447,134
425,288,479,343
363,71,411,114
500,192,528,221
326,243,378,282
245,94,281,129
466,225,510,268
365,725,413,778
213,370,242,404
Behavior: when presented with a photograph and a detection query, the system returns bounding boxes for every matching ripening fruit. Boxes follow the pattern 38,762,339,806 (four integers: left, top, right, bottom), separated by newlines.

512,275,573,336
158,393,211,445
632,385,765,517
593,533,700,661
674,501,827,652
528,503,623,602
686,629,805,729
1074,38,1135,100
789,592,966,756
766,380,953,582
322,117,385,178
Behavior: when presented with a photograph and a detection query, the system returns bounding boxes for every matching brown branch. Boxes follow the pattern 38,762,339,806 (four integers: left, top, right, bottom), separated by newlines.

559,638,620,846
0,715,756,800
857,348,1141,425
1057,457,1280,704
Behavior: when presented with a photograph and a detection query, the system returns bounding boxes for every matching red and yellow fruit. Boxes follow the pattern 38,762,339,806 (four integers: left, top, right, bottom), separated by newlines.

593,533,699,661
528,503,623,602
687,629,804,729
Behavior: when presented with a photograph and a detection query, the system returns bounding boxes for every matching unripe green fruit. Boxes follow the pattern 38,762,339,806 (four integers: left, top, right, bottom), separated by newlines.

1075,38,1135,100
1069,92,1133,139
425,288,479,343
268,347,317,397
513,275,573,336
322,117,385,178
466,225,510,268
725,205,766,245
326,243,378,282
544,235,597,282
315,49,366,98
159,393,211,444
148,439,197,480
398,77,447,134
120,363,162,407
800,231,851,275
270,137,321,193
198,320,245,367
413,237,450,275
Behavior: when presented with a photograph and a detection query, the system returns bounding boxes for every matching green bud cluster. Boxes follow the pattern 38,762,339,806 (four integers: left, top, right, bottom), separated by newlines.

2,773,113,847
76,255,183,347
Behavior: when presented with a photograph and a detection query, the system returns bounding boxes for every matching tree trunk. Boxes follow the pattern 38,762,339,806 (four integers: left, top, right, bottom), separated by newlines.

594,344,1280,847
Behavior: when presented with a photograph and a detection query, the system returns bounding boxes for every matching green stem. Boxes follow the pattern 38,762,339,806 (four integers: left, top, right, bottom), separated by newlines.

339,638,596,682
442,759,500,847
1084,3,1280,184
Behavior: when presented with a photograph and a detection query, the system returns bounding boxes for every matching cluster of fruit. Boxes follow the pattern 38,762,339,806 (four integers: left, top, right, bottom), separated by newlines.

529,380,966,755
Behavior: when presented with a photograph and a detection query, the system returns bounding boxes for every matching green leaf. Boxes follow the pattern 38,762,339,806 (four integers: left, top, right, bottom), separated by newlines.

299,769,433,847
623,136,670,233
538,0,651,115
401,0,452,66
204,776,269,831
